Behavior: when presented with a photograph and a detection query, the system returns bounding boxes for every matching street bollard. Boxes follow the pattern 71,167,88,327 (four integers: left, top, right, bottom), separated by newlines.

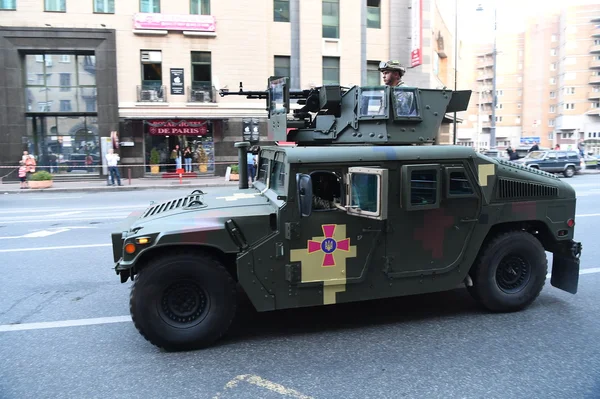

234,141,250,189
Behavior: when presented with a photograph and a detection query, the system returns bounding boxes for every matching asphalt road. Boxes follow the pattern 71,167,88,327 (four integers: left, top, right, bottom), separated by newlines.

0,176,599,399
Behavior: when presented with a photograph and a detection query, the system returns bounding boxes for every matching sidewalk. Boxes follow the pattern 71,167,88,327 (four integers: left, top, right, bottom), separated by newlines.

1,176,240,194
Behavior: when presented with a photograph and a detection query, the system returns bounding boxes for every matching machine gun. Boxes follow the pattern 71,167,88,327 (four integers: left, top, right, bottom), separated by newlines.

219,77,471,146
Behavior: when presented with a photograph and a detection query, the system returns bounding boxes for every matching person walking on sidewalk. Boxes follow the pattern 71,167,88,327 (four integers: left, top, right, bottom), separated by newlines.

106,149,123,186
18,160,28,189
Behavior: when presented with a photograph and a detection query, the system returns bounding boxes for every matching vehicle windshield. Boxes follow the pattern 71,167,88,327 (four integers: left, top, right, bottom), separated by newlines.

525,151,546,159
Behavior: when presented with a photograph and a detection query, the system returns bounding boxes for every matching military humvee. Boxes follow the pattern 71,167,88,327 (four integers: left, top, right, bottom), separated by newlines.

112,77,582,351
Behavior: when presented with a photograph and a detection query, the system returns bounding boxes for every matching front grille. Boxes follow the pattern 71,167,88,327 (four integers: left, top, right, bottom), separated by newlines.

141,192,205,218
496,178,559,200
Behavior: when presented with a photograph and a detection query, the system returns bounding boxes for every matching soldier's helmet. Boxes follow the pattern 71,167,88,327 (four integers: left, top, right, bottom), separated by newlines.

378,60,406,74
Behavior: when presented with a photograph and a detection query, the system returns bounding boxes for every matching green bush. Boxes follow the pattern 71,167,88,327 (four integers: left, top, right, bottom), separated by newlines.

150,148,160,165
29,171,53,181
230,164,239,174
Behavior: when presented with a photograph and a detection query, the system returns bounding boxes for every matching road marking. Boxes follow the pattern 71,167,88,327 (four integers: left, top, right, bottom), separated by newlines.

213,374,314,399
0,316,131,332
0,215,128,224
46,211,84,218
0,243,111,253
20,196,84,200
1,268,599,334
0,228,71,240
0,204,149,215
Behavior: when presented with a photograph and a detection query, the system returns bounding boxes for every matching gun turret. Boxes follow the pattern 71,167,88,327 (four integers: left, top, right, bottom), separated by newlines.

219,77,471,146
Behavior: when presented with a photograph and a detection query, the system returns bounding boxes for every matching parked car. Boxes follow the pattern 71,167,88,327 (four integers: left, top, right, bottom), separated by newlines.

513,150,582,177
581,154,599,170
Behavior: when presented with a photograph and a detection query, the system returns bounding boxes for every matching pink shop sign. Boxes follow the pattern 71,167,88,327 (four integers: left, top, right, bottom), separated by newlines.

133,13,216,32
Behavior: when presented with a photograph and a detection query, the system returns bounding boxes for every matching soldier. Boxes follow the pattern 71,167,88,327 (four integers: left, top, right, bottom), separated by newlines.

379,60,406,87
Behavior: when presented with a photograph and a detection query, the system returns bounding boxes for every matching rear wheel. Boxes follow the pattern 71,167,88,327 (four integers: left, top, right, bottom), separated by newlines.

563,166,575,178
130,250,237,351
467,231,547,312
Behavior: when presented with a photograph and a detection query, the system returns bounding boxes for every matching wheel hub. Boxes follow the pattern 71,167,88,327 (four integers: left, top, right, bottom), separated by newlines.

160,281,207,325
496,255,531,293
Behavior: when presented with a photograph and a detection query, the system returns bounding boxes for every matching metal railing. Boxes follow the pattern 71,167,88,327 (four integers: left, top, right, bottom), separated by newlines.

136,85,167,102
187,85,217,103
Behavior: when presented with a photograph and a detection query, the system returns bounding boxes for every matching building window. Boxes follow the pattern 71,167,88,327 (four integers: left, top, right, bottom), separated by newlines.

549,119,555,127
367,0,380,29
517,103,522,109
191,51,211,89
94,0,114,13
595,39,600,46
515,116,521,124
274,56,290,78
565,87,575,94
322,0,339,38
550,91,555,98
322,56,339,85
550,105,555,113
592,102,600,109
190,0,209,14
564,103,574,110
59,73,71,91
140,0,159,13
45,0,65,12
549,77,556,84
141,50,163,88
550,63,556,70
551,34,557,42
0,0,16,10
518,89,522,96
59,100,72,112
24,54,96,113
550,48,557,56
367,61,380,86
274,0,289,22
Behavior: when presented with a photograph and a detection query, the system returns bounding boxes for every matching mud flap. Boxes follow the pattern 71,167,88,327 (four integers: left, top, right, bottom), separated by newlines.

550,253,580,294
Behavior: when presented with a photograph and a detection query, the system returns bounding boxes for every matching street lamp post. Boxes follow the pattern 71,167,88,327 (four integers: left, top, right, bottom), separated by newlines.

453,0,458,145
477,3,497,149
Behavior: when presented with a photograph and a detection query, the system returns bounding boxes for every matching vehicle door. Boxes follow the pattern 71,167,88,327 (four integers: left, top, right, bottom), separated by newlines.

385,162,481,278
542,151,559,172
554,151,568,173
286,165,388,307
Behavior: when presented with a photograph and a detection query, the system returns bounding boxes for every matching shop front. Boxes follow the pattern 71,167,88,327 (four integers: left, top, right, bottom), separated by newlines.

143,119,215,175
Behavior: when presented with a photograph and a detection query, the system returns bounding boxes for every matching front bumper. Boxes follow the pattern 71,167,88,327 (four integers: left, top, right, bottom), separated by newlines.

550,240,582,294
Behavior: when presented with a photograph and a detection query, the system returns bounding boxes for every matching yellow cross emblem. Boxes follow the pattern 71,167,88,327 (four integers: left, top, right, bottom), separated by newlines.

290,224,357,305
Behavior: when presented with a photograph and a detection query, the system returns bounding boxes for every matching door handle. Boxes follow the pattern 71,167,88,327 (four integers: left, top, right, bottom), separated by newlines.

460,218,478,223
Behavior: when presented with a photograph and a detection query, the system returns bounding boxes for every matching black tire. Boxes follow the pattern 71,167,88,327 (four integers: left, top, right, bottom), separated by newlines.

130,250,237,351
467,231,547,312
563,166,575,178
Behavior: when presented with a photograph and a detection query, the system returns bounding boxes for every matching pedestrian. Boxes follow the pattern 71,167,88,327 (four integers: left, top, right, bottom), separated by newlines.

183,146,193,173
105,148,123,186
171,145,182,171
18,160,28,189
247,146,257,183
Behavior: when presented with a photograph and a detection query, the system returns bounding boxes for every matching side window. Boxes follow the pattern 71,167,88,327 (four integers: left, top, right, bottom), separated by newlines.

256,157,269,184
446,167,475,197
392,87,420,119
347,167,388,220
358,87,388,118
402,164,440,210
546,152,557,160
557,152,567,160
270,159,287,195
310,171,344,211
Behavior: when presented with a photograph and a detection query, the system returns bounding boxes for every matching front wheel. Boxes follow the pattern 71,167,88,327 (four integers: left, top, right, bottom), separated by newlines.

467,231,547,312
563,166,575,178
130,250,237,351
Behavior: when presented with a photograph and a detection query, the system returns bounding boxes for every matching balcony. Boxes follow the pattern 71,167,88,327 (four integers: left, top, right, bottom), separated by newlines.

137,85,167,102
590,44,600,54
187,85,217,103
476,96,493,105
593,26,600,37
590,76,600,85
589,91,600,100
476,74,494,81
591,59,600,69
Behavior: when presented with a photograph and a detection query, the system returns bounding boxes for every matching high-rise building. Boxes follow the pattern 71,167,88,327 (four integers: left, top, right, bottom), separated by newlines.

0,0,458,178
457,4,600,155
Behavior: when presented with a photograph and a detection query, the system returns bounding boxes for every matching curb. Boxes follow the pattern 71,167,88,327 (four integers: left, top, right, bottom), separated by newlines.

2,182,240,194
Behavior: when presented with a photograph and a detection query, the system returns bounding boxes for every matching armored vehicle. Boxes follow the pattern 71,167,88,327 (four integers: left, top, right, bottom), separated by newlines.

111,77,582,351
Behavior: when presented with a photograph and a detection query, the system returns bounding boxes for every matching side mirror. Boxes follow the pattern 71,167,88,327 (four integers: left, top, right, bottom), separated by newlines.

296,173,312,217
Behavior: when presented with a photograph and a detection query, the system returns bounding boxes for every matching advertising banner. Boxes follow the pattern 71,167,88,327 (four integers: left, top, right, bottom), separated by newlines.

147,120,208,136
133,13,216,32
170,68,184,95
410,0,422,67
520,136,541,145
